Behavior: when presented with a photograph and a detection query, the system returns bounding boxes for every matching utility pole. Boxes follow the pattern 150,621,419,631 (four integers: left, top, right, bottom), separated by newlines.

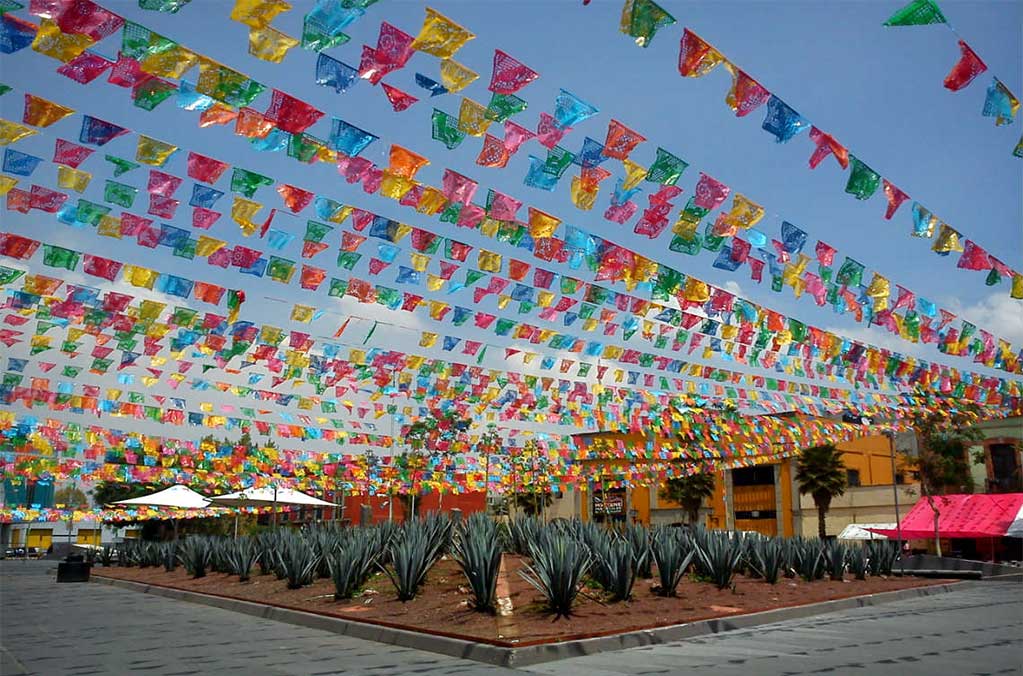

885,430,906,576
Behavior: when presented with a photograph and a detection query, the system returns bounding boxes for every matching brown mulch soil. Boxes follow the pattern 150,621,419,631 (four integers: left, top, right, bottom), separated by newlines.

94,556,954,645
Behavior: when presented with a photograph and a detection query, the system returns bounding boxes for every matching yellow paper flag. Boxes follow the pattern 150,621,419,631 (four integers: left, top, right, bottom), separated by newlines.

31,19,93,62
56,165,92,192
0,119,38,146
230,0,292,28
439,58,478,93
124,265,159,290
411,7,475,58
248,26,299,63
527,207,561,239
136,136,178,167
457,98,491,136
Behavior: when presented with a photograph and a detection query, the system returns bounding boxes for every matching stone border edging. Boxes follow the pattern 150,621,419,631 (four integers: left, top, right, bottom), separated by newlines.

93,576,963,667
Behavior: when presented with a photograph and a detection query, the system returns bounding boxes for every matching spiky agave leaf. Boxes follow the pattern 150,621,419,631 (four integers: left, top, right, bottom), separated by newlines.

452,513,503,612
519,531,591,619
651,528,696,596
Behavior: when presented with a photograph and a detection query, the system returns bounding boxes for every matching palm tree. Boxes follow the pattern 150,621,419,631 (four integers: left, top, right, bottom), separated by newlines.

660,471,717,526
795,444,848,539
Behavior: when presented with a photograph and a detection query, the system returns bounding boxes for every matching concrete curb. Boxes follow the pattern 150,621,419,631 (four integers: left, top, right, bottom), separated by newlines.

93,576,963,667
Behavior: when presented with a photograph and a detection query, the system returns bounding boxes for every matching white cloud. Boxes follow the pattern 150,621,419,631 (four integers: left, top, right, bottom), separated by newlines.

941,292,1023,347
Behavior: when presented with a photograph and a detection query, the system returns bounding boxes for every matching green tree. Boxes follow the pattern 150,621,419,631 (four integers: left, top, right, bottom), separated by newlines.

907,402,984,556
396,411,471,520
795,444,848,539
53,484,88,508
659,470,717,525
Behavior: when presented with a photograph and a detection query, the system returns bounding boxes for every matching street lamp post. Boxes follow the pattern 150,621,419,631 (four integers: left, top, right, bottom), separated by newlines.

885,430,906,576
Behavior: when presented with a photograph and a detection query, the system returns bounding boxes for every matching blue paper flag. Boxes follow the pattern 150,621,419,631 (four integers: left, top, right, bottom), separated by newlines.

712,245,743,271
0,14,36,54
780,221,807,253
316,53,359,94
156,274,194,298
189,183,224,208
177,80,215,111
329,118,377,156
395,266,420,285
524,156,560,191
415,73,448,97
553,89,599,128
762,96,809,143
79,115,128,146
573,137,608,168
2,148,42,176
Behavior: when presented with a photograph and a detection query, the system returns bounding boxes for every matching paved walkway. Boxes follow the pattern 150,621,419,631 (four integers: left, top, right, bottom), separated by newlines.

0,561,515,676
2,561,1020,676
527,581,1023,676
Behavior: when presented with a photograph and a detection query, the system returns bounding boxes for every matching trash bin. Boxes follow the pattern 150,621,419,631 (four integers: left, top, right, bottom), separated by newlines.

57,554,91,583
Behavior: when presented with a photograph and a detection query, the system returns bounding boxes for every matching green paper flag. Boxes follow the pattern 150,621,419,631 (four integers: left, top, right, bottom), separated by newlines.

337,251,361,270
985,267,1001,286
0,84,12,97
544,146,575,178
883,0,946,26
288,133,320,163
267,256,296,283
0,265,25,286
645,147,689,185
432,109,466,149
61,365,81,378
302,16,350,52
836,257,865,287
76,199,111,226
105,155,139,177
104,180,138,208
486,93,527,122
844,156,881,200
231,168,274,197
621,0,676,47
138,0,193,12
133,78,176,111
304,220,333,242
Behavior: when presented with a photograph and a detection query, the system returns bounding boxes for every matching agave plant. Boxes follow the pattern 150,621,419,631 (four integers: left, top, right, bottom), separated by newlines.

382,521,446,602
624,523,652,579
99,545,115,567
519,530,591,619
178,537,212,579
276,534,320,590
651,528,696,597
695,532,743,590
794,538,826,582
825,541,847,581
451,513,503,611
751,537,785,584
866,540,899,576
160,541,178,572
228,539,259,582
328,532,381,600
507,516,544,556
589,532,636,602
846,546,868,580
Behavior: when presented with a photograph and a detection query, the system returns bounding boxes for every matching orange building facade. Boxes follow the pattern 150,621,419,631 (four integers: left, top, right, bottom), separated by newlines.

573,430,908,538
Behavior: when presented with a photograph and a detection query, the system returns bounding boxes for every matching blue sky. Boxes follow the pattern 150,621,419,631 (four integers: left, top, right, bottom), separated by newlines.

1,0,1021,454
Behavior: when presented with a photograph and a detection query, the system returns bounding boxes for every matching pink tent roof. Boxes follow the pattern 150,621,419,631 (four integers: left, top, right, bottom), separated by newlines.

870,493,1023,539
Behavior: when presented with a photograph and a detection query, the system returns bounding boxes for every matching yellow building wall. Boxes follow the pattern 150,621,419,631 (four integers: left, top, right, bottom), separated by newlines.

77,529,101,546
573,430,896,533
10,529,21,546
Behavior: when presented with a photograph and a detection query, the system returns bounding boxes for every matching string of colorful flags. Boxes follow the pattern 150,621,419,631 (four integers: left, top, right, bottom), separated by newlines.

0,0,1019,510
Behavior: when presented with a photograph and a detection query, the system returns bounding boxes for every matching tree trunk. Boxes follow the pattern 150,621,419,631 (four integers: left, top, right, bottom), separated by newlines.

926,494,942,557
817,504,827,540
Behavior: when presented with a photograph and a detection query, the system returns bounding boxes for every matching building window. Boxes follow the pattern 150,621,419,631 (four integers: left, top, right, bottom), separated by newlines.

735,510,777,520
989,443,1021,493
846,469,861,487
732,465,775,486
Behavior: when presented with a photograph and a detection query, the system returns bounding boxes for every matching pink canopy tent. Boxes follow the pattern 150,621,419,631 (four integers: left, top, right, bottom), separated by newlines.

870,493,1023,539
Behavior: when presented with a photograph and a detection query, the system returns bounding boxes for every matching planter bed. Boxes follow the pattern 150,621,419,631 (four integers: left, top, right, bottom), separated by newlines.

93,555,952,646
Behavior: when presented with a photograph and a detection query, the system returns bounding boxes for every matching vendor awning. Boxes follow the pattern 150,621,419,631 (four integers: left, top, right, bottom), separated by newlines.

869,493,1023,540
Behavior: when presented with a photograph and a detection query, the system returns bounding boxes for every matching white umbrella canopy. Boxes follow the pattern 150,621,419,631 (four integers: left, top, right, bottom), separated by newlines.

837,523,895,540
1007,503,1023,538
113,485,212,509
210,486,334,507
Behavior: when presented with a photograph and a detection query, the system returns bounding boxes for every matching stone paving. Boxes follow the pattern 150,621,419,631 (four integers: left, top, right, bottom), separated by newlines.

526,580,1023,676
2,560,1020,676
0,561,515,676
